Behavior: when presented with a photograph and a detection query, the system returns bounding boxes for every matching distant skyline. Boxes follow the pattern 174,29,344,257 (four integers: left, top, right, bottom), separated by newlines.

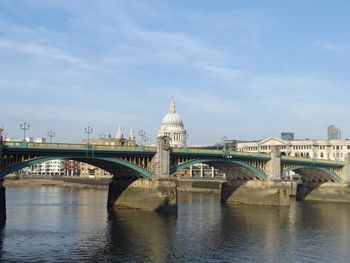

1,1,350,144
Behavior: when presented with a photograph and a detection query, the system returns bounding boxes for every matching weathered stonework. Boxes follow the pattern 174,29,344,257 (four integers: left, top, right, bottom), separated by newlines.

297,182,350,203
222,180,291,206
176,178,223,193
107,178,177,212
266,146,282,181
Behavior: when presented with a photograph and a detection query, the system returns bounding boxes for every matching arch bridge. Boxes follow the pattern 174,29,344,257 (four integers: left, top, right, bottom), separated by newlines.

0,140,348,184
1,137,350,225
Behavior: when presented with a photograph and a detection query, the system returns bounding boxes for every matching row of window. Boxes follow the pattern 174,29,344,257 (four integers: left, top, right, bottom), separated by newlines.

243,145,350,151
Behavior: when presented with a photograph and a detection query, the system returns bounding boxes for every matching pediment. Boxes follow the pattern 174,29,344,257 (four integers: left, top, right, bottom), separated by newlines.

259,136,286,146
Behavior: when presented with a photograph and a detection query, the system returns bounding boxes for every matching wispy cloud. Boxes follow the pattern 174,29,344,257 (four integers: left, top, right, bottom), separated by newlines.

313,40,350,54
0,38,86,65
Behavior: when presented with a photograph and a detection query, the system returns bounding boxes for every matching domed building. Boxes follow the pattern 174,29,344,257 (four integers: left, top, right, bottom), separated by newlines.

158,97,187,147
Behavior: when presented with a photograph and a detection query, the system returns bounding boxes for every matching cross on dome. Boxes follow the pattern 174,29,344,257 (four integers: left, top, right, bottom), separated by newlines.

170,96,176,113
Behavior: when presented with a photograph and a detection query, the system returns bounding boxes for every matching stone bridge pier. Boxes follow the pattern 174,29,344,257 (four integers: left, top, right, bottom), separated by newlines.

107,136,177,212
223,146,291,206
297,153,350,203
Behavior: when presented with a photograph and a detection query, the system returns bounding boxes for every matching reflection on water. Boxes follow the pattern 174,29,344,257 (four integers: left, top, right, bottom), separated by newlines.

1,186,350,262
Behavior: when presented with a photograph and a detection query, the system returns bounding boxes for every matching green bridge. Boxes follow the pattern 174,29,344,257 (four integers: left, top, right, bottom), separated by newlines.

1,136,350,225
0,139,346,182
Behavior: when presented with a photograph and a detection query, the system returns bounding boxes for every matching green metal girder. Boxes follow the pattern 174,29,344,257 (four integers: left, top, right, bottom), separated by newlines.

170,158,268,180
283,165,342,182
1,156,153,179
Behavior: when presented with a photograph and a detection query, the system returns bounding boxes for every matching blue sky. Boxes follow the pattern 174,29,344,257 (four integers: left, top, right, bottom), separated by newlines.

1,0,350,144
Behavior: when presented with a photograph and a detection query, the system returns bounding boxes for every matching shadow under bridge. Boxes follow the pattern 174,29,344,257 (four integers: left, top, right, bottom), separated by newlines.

170,158,268,181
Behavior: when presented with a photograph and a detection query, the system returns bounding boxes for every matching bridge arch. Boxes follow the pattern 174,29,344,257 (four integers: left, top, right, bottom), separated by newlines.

171,158,268,181
0,156,153,180
283,165,341,183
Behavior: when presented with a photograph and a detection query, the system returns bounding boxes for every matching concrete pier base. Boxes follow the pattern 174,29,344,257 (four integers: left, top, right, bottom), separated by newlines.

221,180,291,206
0,180,6,227
107,178,177,212
177,178,223,193
297,182,350,203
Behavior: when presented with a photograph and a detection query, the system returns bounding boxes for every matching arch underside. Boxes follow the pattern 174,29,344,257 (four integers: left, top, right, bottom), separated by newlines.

172,159,267,181
1,156,152,180
283,166,341,183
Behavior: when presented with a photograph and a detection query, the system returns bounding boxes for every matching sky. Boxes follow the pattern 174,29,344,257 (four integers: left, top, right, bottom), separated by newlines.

1,0,350,145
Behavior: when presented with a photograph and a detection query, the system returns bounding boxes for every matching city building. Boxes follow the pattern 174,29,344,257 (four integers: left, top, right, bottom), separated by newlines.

158,97,187,147
281,132,294,141
237,136,350,161
328,125,341,140
81,127,137,147
18,159,66,176
65,160,80,176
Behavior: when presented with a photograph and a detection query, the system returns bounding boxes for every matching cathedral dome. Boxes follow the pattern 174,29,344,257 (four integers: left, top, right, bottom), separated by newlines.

161,112,183,126
158,97,187,147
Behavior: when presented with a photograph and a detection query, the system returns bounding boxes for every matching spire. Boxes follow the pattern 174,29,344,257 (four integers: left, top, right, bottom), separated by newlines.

129,128,135,141
170,96,176,113
116,126,123,139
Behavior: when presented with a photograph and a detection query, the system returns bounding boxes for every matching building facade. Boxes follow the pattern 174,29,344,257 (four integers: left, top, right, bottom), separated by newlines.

237,136,350,161
328,125,341,140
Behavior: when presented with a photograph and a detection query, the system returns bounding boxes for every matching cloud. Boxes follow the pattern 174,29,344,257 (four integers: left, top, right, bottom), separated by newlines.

313,40,350,54
0,38,84,65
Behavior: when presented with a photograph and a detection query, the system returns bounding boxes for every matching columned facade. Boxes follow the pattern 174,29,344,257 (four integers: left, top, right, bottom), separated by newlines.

237,136,350,161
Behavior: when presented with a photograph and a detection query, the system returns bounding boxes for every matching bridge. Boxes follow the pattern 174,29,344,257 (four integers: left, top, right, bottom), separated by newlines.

1,136,350,224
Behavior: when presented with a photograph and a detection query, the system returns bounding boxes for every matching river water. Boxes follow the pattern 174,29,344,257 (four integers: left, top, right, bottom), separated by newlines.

1,186,350,262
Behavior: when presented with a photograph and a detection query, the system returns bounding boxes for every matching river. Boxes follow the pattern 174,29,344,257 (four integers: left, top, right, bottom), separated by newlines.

0,186,349,262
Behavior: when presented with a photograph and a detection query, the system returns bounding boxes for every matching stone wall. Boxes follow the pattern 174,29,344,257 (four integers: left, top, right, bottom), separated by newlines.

108,178,177,212
177,179,223,193
297,182,350,203
222,180,291,206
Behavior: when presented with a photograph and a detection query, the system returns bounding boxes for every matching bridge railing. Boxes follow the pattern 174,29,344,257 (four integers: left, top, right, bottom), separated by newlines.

3,141,157,152
173,147,271,157
281,156,344,166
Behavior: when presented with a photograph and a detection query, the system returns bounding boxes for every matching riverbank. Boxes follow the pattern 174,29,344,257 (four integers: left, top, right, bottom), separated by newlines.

4,177,110,189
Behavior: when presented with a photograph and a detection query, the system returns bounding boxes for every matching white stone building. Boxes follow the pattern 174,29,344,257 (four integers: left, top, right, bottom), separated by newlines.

29,160,66,176
158,97,187,147
237,136,350,161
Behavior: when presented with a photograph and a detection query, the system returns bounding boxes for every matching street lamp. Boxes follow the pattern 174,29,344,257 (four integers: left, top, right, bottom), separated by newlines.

183,133,189,151
138,130,146,149
222,136,227,151
85,127,93,145
20,122,30,141
99,133,106,139
47,130,55,143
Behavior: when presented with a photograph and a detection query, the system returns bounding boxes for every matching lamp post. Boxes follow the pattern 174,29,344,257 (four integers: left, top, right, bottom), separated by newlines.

222,136,227,151
183,133,189,151
138,130,146,149
85,127,93,145
47,130,55,143
99,133,106,139
144,135,148,147
20,122,30,141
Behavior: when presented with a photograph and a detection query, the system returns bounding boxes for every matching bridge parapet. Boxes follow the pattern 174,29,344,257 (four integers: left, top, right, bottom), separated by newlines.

3,141,157,152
